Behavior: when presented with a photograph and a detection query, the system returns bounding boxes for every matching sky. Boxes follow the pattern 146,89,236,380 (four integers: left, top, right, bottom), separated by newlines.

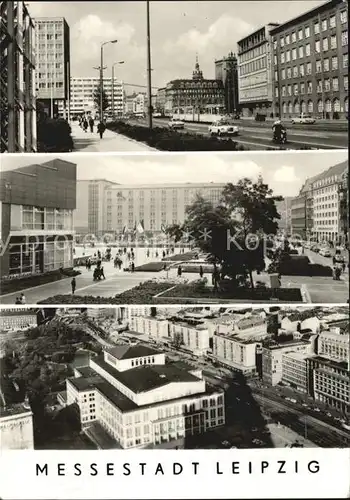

2,151,347,198
26,0,326,91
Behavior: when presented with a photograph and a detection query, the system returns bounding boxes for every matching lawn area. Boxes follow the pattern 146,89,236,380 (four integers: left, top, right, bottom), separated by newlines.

134,261,167,272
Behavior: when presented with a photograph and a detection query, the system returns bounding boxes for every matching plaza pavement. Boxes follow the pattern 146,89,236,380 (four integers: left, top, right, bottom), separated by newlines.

70,122,155,152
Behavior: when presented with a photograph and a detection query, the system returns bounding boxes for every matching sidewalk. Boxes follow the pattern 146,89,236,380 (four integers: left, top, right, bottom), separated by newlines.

71,122,155,152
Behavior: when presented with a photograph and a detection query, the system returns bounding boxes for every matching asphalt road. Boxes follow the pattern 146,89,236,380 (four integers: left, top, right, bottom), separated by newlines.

129,117,348,150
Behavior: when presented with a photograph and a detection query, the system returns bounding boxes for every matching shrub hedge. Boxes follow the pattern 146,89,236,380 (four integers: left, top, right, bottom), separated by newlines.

134,262,167,272
1,269,81,296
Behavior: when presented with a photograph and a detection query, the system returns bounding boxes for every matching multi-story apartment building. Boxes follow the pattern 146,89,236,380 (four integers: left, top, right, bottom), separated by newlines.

65,77,124,118
291,177,314,239
66,345,225,449
275,197,293,234
0,159,76,280
127,307,152,319
165,57,225,116
214,52,239,114
237,23,279,117
130,316,169,342
213,333,262,375
133,92,147,116
155,87,166,114
281,351,311,392
308,355,349,413
0,402,34,450
33,17,70,117
105,182,226,234
0,309,37,331
271,0,348,119
74,179,119,236
86,308,118,320
168,321,210,356
262,339,311,386
1,1,37,152
310,160,348,243
317,330,349,364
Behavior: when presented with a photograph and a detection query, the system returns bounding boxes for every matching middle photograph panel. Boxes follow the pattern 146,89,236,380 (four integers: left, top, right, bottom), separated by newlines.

0,150,348,306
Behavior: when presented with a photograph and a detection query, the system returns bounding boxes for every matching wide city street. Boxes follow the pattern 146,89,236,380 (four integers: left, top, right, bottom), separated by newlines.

129,117,348,150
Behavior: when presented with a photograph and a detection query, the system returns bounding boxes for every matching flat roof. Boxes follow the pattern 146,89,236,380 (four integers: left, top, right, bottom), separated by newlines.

311,355,348,371
107,344,161,361
0,403,32,419
93,355,200,393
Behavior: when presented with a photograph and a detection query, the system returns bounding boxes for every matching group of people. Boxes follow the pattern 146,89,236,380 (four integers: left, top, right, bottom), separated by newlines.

79,115,106,139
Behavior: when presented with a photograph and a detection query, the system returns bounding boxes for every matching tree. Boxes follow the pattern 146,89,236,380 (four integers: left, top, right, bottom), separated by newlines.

178,178,282,289
93,84,109,114
165,223,183,243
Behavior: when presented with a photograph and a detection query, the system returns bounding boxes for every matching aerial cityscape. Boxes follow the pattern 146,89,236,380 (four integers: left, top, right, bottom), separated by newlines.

1,151,348,304
1,0,348,153
0,305,349,450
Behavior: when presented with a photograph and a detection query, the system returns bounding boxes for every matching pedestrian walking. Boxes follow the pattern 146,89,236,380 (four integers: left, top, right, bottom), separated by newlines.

89,116,94,133
199,265,204,278
20,293,26,304
177,265,182,277
15,297,21,304
71,277,76,294
131,262,135,273
97,121,106,139
83,118,88,132
100,266,106,279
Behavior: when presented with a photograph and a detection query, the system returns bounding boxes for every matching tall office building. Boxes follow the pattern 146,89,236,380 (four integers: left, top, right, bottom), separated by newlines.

270,0,348,119
215,52,239,115
0,1,37,152
33,17,70,118
64,77,125,118
237,23,279,118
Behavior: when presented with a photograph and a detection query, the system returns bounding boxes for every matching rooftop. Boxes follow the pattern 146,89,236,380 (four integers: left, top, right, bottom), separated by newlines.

93,355,200,393
263,339,309,350
309,355,348,372
0,403,32,419
107,344,161,361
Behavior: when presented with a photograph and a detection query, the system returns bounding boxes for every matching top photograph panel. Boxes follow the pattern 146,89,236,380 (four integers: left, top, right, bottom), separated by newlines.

1,0,348,153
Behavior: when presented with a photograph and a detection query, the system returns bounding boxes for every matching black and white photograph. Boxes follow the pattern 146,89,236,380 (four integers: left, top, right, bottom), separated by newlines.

0,305,349,450
1,150,348,305
1,0,348,153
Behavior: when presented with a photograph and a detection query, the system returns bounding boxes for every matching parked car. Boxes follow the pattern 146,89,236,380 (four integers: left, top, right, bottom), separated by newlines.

310,245,320,252
291,115,316,124
168,118,185,130
153,112,162,118
319,248,331,257
208,120,239,137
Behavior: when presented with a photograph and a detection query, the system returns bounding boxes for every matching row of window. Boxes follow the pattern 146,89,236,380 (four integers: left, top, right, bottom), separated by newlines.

277,12,347,48
279,76,347,97
277,54,348,81
278,33,347,65
239,43,267,62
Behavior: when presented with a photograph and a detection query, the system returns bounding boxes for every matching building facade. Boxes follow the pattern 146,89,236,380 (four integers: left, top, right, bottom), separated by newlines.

0,403,34,450
309,160,348,243
165,57,225,116
1,1,37,152
61,77,124,118
271,0,348,119
275,197,293,234
155,87,166,114
213,333,261,375
66,345,225,449
237,23,279,117
317,330,349,364
74,179,119,236
105,182,226,234
168,322,210,356
281,351,310,392
310,356,349,413
33,17,70,118
0,159,76,280
291,178,314,239
130,316,169,342
214,52,239,114
0,309,37,331
262,340,311,385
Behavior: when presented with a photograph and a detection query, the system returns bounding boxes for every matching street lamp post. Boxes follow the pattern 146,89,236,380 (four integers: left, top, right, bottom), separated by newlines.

146,0,153,129
100,39,118,122
112,61,125,120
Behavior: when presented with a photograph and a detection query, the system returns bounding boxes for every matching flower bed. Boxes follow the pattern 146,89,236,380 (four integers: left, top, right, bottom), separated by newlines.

134,262,167,272
39,281,175,305
1,269,81,296
107,121,246,151
158,284,303,302
181,264,214,274
162,251,198,262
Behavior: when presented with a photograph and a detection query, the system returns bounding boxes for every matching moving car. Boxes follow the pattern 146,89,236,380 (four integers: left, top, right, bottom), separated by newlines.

208,120,239,137
168,118,185,130
291,114,316,124
319,248,332,257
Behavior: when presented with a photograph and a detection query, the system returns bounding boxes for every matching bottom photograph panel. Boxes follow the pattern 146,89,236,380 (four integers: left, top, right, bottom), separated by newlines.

0,305,349,451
